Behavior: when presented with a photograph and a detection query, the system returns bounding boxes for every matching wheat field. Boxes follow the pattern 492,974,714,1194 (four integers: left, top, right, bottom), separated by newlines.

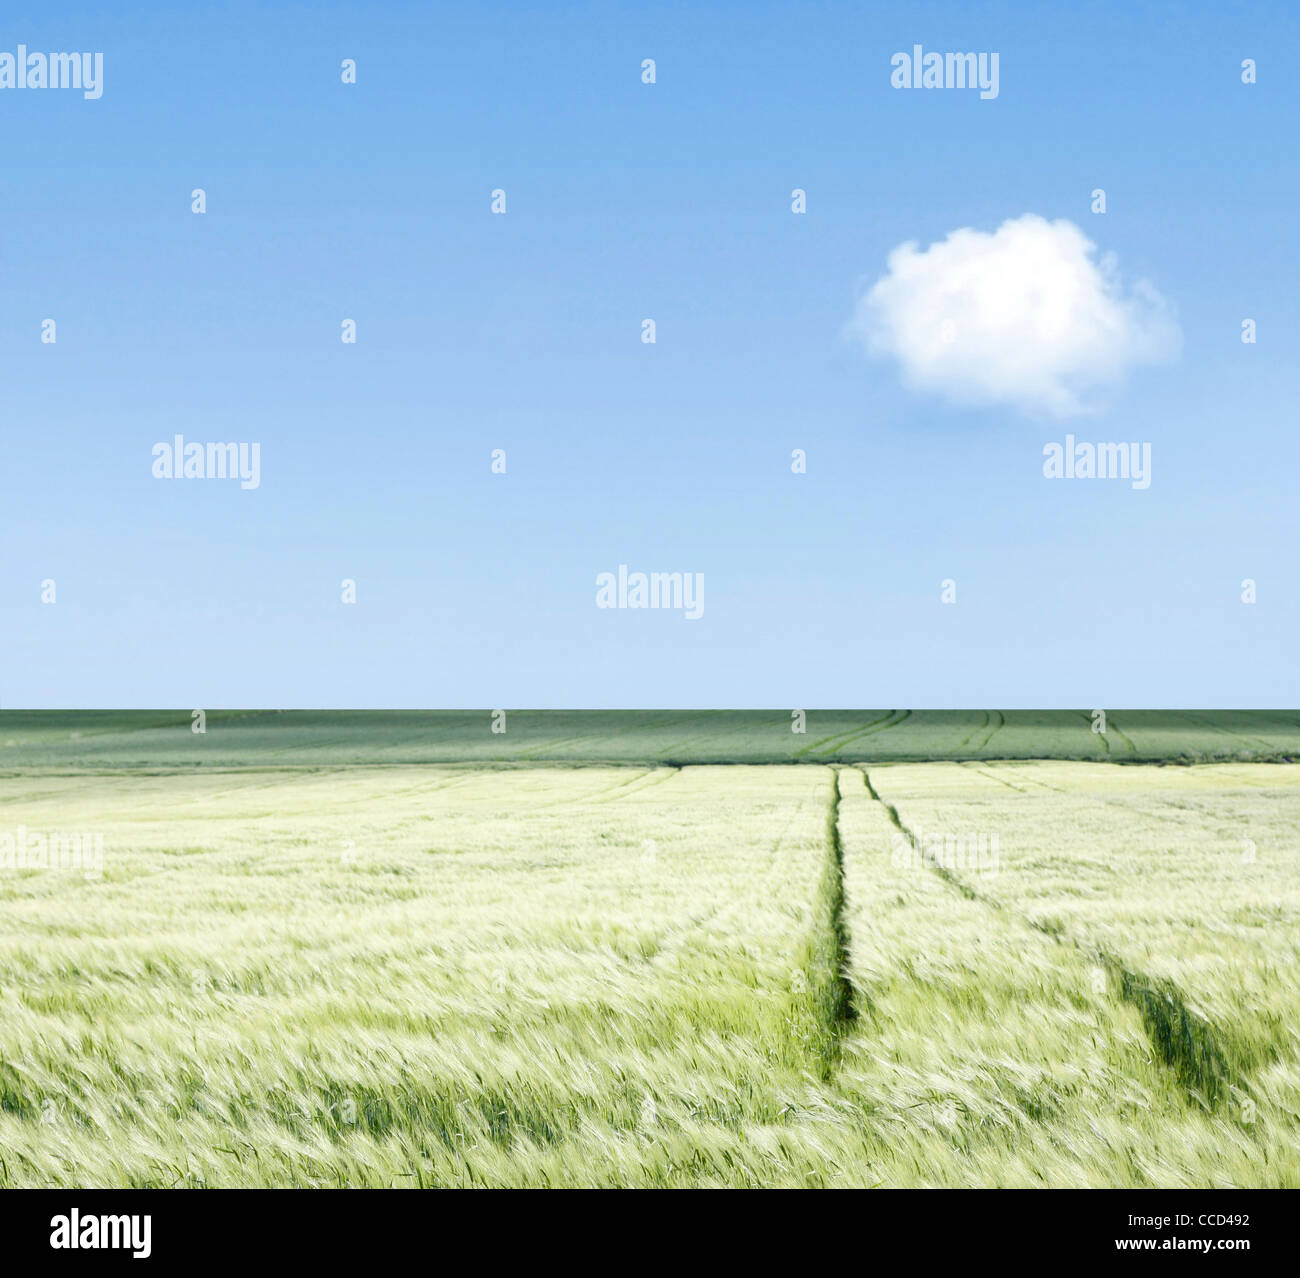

1,740,1296,1187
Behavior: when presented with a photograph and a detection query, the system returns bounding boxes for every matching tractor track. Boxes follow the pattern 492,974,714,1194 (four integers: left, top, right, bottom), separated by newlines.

854,765,1243,1110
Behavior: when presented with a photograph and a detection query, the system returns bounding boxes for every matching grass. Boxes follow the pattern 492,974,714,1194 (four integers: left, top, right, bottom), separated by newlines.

0,714,1297,1186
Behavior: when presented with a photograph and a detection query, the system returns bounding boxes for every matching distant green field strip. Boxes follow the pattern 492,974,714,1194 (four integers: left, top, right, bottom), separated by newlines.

4,710,1300,767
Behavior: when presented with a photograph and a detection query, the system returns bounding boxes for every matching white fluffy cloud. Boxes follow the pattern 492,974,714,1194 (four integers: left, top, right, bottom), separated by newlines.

849,214,1180,416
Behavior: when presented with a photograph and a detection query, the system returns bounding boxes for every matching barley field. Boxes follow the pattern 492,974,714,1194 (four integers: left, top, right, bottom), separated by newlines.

0,713,1297,1186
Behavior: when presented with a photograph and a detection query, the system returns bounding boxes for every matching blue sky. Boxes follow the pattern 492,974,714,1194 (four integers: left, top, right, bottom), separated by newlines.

3,1,1296,708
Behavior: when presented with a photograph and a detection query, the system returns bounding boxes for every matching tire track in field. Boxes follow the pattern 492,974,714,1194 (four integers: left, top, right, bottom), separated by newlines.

799,709,912,760
1167,710,1279,756
1074,712,1136,756
653,790,812,975
513,734,605,759
765,767,859,1080
957,761,1031,793
971,709,1004,753
527,759,686,811
590,765,681,803
855,766,1242,1110
651,713,739,761
794,710,897,759
761,796,811,891
511,714,693,759
258,731,362,761
955,710,991,752
975,760,1247,840
952,709,1004,754
817,768,858,1073
1080,712,1111,756
1105,716,1138,755
299,771,482,809
524,767,658,809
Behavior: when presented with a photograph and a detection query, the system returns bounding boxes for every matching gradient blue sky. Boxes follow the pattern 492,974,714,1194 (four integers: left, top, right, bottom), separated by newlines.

3,1,1296,708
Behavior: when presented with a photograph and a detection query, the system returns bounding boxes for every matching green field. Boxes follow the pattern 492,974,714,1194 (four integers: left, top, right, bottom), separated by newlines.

1,712,1297,1186
4,708,1300,767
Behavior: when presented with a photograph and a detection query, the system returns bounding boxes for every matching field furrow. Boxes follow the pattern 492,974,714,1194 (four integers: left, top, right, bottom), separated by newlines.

861,760,1300,1176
